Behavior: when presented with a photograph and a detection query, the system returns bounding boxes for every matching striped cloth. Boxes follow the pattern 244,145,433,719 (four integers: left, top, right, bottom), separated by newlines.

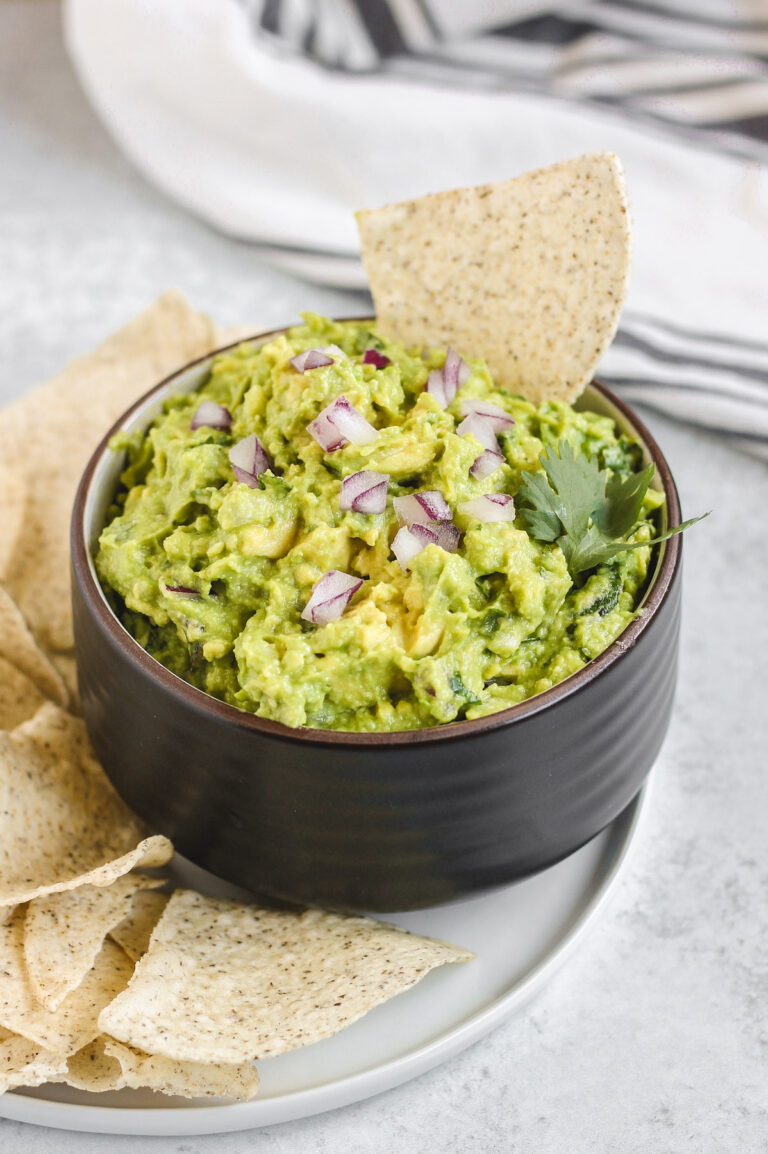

602,310,768,460
249,0,768,162
66,0,768,459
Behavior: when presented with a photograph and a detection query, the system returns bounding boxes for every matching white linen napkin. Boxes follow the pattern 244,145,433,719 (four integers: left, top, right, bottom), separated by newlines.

64,0,768,458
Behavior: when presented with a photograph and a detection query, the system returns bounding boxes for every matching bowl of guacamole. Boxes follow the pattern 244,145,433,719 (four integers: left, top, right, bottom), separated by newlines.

72,317,684,911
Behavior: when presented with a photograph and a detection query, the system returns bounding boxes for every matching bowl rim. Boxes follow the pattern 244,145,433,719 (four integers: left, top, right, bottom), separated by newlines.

71,319,682,749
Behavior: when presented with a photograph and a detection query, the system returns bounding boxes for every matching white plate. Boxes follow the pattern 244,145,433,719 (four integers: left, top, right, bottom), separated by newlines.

0,785,648,1136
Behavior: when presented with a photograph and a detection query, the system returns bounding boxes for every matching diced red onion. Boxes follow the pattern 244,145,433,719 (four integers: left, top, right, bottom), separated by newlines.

190,401,232,431
426,369,448,409
459,399,515,432
458,493,516,522
409,523,440,547
307,408,347,452
330,396,378,445
340,470,389,514
456,412,500,452
458,411,505,479
393,490,451,525
308,396,378,452
470,449,504,479
301,570,363,626
290,348,335,373
228,433,271,487
429,522,463,552
442,347,472,394
394,521,461,569
163,584,202,599
392,525,428,571
362,348,391,369
425,348,472,410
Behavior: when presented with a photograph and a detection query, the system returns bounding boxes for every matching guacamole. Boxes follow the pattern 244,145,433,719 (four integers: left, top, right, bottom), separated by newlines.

96,315,664,732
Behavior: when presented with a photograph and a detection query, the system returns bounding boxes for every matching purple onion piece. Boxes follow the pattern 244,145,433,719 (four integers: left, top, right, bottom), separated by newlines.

470,449,504,480
429,522,463,552
442,347,472,398
393,491,451,525
426,369,448,409
308,396,378,452
407,521,462,555
164,584,202,599
329,396,378,445
290,348,335,373
301,570,363,625
415,490,452,521
392,525,427,571
459,399,515,432
340,470,389,514
456,412,501,452
228,433,271,488
458,493,515,522
307,409,347,452
190,400,232,432
409,523,440,547
362,348,391,369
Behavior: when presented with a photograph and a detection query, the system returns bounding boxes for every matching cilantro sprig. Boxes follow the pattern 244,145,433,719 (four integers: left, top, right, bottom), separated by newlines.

517,439,706,583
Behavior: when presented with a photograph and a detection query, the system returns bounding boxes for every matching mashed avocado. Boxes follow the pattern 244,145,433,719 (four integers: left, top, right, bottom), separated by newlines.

96,315,664,732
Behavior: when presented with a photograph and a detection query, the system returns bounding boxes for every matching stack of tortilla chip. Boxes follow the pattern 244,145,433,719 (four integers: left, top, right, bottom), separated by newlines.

0,291,219,704
0,295,473,1102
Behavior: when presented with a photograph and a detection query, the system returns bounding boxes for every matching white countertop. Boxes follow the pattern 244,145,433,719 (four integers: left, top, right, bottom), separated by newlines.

1,4,766,1151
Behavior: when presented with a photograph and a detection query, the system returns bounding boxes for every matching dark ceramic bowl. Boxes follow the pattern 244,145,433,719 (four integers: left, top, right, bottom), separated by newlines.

71,322,682,913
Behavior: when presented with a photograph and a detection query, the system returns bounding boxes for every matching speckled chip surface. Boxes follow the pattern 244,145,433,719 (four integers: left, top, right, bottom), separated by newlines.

0,703,173,908
99,890,474,1065
103,1039,260,1101
23,874,163,1011
109,890,170,963
0,657,48,731
0,587,68,710
57,1036,125,1093
0,911,133,1056
356,152,631,405
0,1027,68,1093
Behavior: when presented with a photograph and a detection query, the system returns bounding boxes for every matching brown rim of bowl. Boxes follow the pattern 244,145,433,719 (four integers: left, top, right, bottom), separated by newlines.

72,320,682,750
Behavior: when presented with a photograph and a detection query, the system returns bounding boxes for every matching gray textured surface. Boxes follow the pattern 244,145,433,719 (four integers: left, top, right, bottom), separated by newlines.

1,3,766,1151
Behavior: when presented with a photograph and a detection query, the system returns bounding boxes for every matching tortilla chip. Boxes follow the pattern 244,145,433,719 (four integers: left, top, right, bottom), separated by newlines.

24,875,164,1012
215,323,264,346
57,1036,125,1093
0,911,133,1056
0,1027,68,1094
99,890,474,1064
0,587,68,708
0,468,28,631
103,1039,259,1101
0,292,217,653
357,152,631,405
0,657,48,730
0,703,172,908
109,891,170,962
50,653,80,714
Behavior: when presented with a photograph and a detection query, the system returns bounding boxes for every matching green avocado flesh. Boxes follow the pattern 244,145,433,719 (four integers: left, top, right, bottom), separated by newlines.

96,315,664,732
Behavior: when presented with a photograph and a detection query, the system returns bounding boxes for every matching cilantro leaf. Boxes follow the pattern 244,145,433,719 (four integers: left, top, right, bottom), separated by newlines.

539,439,605,540
516,469,564,542
572,516,708,572
593,462,655,538
448,672,481,704
516,438,707,583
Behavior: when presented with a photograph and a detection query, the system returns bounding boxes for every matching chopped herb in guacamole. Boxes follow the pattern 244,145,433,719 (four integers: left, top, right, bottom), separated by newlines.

97,315,675,732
